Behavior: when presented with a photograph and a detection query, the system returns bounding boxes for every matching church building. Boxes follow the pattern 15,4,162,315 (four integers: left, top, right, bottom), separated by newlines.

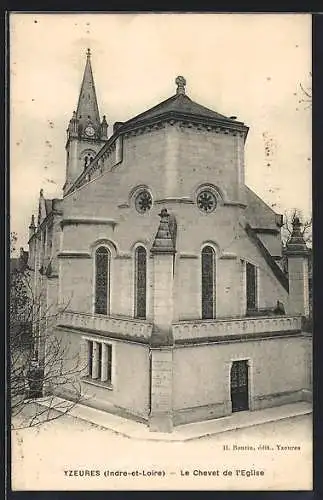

27,50,312,432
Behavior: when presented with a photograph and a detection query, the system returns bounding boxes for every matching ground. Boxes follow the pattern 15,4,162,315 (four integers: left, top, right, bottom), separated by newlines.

11,406,312,491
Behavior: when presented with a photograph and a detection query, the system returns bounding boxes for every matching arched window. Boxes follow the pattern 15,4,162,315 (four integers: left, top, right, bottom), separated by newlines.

95,246,110,315
201,246,216,319
134,246,147,319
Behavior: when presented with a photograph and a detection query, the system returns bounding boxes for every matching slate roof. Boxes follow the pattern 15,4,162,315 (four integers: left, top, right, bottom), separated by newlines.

122,93,244,129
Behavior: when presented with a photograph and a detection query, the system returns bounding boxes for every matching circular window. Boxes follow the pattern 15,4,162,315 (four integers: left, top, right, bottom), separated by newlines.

197,190,217,213
135,190,152,214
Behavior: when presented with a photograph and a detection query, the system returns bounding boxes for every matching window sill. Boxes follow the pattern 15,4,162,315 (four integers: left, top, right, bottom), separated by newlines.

81,377,113,391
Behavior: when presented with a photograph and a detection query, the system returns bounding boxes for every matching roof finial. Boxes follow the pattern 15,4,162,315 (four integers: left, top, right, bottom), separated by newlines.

86,48,91,58
175,75,186,95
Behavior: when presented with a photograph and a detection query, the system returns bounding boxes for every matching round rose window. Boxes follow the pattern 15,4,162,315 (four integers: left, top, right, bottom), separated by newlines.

135,190,152,214
197,190,217,213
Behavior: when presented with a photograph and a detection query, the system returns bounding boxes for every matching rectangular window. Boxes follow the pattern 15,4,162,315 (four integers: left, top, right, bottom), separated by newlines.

86,340,113,385
246,262,257,312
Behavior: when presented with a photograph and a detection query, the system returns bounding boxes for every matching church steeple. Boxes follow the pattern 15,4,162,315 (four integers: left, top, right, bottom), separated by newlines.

76,48,101,137
64,49,108,195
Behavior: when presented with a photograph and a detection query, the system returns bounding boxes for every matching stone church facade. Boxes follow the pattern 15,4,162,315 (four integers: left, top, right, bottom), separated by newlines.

27,50,312,432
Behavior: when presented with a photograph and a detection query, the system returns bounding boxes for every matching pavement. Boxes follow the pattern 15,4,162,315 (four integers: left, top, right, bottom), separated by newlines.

35,397,312,442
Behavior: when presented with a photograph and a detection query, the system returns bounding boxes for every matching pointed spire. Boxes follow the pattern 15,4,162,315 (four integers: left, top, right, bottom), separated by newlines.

151,209,176,254
76,49,101,134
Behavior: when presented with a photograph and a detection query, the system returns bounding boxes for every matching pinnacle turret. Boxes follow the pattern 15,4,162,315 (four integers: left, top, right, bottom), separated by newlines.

151,209,176,254
285,217,309,255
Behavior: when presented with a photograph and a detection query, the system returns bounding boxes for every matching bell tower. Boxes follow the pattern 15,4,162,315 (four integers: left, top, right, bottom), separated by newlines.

64,49,108,194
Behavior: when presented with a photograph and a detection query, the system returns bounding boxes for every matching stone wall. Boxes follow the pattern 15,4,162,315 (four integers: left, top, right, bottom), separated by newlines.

53,327,150,419
172,334,311,424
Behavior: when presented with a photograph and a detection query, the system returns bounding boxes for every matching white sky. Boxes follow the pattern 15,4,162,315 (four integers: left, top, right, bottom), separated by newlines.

10,13,312,250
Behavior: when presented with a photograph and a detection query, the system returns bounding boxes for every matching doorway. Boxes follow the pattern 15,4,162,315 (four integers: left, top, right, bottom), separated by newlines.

230,360,249,412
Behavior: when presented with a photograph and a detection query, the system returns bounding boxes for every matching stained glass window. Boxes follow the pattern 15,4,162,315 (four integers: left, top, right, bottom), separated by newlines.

202,246,216,319
95,246,110,315
135,190,152,214
197,190,217,213
135,246,147,319
246,262,257,312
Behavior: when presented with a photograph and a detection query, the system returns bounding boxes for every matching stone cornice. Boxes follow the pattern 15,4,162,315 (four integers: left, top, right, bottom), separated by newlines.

57,252,91,259
223,201,247,209
284,249,310,257
121,112,248,138
121,116,247,141
219,252,237,260
175,330,302,346
60,218,117,229
155,197,194,205
252,227,280,235
56,325,149,345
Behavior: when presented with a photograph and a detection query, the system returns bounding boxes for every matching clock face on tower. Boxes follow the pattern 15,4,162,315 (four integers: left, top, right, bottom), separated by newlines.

84,125,95,137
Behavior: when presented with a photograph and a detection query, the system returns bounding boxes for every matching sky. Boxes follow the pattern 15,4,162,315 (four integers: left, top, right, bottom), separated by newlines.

10,13,312,251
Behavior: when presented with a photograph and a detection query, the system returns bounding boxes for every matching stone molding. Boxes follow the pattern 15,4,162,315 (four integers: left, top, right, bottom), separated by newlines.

179,254,199,259
61,218,117,229
172,315,302,342
57,252,91,259
252,227,280,235
121,115,247,139
219,252,237,260
57,310,153,341
155,197,194,205
174,330,303,346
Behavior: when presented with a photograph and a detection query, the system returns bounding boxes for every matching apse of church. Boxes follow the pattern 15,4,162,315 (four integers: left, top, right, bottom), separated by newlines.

27,50,311,432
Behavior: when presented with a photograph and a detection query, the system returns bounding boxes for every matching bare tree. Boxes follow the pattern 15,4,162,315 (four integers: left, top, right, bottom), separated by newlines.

10,233,86,429
281,209,312,249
